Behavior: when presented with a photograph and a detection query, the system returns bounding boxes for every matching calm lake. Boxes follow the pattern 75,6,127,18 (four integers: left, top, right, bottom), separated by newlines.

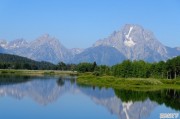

0,75,179,119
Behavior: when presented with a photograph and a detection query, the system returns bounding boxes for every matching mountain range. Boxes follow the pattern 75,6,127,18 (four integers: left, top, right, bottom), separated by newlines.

0,24,180,65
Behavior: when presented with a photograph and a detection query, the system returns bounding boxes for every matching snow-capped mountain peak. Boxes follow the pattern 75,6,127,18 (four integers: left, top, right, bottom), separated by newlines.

0,39,28,49
93,24,172,62
8,39,28,49
0,40,8,49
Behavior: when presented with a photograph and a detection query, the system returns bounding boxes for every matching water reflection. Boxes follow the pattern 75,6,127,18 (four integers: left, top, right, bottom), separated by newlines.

0,75,179,119
77,86,158,119
114,89,180,111
0,75,77,105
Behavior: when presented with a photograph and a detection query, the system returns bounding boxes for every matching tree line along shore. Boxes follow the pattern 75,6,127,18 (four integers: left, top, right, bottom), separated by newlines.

0,53,180,80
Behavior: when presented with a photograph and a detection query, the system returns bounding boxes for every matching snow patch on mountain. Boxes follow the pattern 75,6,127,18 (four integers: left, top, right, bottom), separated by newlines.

125,26,133,39
0,40,8,49
124,38,136,47
124,26,136,47
122,101,133,119
70,48,84,55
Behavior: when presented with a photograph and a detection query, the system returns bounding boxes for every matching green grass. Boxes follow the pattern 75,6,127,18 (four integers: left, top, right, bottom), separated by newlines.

0,69,77,76
77,73,180,91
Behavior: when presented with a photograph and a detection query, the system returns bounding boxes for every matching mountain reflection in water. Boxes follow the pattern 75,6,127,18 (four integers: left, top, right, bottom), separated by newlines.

0,75,179,119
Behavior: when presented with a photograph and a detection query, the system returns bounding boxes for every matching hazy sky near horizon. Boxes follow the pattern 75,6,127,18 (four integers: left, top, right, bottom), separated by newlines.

0,0,180,48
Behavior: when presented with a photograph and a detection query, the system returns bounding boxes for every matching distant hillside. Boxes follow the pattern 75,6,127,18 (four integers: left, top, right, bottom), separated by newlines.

0,53,55,70
71,46,126,66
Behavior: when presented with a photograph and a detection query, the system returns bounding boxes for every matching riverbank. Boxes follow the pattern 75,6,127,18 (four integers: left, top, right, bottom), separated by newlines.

77,73,180,91
0,69,77,76
1,70,180,91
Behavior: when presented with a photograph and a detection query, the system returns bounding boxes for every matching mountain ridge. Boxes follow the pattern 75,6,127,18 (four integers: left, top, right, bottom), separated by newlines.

0,24,180,65
93,24,170,62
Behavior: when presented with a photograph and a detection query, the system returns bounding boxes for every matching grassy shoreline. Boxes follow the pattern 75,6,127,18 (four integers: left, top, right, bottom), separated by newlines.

77,73,180,91
0,69,77,76
1,69,180,91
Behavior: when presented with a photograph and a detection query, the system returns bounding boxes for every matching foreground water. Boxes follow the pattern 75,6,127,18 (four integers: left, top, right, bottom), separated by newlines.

0,75,179,119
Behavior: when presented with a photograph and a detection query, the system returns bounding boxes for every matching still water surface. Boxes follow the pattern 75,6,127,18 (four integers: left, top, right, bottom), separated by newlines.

0,75,179,119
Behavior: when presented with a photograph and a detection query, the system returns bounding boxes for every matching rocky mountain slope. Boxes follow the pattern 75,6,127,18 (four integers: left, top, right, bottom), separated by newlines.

71,45,126,65
0,34,72,63
0,24,179,65
93,24,175,62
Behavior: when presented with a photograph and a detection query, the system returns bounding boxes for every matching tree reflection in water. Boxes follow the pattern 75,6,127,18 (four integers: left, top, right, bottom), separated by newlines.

114,89,180,111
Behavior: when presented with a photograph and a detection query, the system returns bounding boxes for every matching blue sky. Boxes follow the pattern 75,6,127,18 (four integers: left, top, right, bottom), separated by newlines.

0,0,180,48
